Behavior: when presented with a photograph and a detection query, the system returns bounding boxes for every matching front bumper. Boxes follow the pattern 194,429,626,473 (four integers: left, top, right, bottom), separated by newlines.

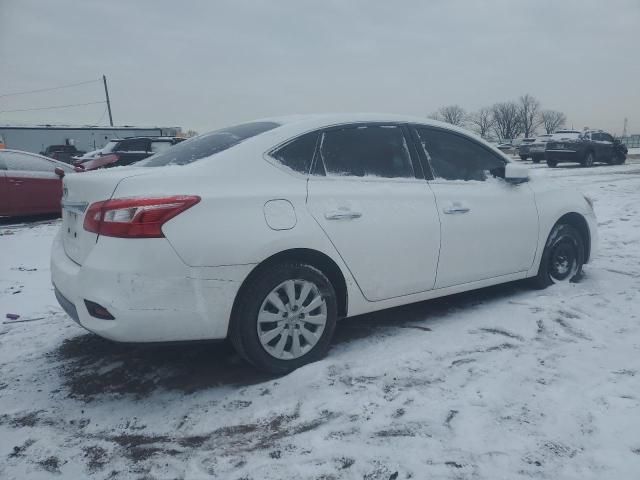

585,210,598,263
50,231,253,343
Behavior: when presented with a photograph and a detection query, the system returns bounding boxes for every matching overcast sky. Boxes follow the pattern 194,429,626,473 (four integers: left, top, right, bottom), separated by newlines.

1,0,638,135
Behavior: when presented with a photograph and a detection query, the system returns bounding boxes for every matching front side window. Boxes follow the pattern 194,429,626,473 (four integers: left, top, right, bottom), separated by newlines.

138,121,280,167
415,127,505,181
319,125,414,178
270,131,319,174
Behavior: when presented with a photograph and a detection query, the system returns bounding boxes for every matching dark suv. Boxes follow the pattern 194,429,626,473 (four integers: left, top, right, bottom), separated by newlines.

77,136,184,171
41,144,85,164
545,130,627,168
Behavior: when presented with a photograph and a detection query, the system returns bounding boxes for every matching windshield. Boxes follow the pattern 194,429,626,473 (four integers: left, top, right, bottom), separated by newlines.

101,141,119,154
137,121,280,167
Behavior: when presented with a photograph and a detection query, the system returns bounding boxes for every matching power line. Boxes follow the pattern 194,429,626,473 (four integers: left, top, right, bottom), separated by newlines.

94,105,109,125
0,101,106,113
0,79,101,99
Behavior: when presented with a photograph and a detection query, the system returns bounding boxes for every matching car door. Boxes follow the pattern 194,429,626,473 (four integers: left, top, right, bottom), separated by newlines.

306,124,441,301
2,151,63,215
412,126,539,289
599,133,615,162
0,155,9,215
589,132,604,161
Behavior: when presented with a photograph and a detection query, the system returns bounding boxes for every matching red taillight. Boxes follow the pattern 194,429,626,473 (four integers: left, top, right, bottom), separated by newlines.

83,195,200,238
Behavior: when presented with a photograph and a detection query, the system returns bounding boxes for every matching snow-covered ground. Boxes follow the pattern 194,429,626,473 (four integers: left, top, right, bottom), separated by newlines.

1,160,640,479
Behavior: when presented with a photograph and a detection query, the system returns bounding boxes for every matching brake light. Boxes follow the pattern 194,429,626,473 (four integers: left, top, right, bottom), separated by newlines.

83,195,200,238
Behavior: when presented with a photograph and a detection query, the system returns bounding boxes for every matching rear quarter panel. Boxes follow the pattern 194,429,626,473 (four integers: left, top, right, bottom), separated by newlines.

0,171,9,215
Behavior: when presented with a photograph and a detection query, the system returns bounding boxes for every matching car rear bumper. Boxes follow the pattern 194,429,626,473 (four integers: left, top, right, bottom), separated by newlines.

51,231,253,343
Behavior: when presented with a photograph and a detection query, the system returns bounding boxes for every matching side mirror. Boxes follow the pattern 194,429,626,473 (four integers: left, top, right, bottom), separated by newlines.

504,163,529,184
54,167,66,178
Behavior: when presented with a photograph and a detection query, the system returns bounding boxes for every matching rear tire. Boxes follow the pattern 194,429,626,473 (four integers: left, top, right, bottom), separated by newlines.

532,156,541,164
582,151,595,168
531,224,585,289
520,155,527,161
547,159,557,168
230,262,337,374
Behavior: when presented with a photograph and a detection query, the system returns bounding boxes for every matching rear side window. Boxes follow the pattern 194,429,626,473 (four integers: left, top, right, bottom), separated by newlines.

270,132,319,174
416,127,505,181
1,151,55,172
319,125,414,178
139,121,280,167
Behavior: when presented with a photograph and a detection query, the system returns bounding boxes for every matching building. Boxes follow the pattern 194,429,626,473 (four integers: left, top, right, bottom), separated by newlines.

0,125,182,155
621,134,640,149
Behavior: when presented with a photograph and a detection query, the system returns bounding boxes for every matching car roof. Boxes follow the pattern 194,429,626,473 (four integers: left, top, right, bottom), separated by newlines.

225,113,511,161
1,149,74,169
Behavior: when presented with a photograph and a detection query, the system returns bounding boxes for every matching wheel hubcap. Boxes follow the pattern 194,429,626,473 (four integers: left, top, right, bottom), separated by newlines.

257,279,327,360
549,239,578,281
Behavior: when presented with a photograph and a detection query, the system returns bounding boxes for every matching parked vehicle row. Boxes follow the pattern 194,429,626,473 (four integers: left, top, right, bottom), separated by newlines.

0,136,185,217
0,149,73,217
545,130,627,167
51,114,598,374
74,136,184,171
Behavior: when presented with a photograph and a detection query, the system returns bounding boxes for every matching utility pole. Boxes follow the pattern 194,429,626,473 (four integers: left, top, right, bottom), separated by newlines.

102,75,113,126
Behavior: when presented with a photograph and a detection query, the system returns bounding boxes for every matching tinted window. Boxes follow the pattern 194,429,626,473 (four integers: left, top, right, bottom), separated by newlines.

138,121,280,167
416,127,505,181
271,132,318,174
320,125,414,178
1,151,55,172
117,138,149,152
601,133,614,143
150,141,173,153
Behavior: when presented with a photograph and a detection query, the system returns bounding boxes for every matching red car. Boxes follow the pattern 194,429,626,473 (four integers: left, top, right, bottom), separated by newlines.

0,149,74,217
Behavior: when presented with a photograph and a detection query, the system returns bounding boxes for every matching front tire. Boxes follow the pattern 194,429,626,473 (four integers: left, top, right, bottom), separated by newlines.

613,154,626,165
531,224,585,289
230,262,338,374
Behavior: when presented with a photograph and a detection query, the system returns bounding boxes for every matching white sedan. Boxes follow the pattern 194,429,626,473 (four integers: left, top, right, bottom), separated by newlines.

51,114,597,373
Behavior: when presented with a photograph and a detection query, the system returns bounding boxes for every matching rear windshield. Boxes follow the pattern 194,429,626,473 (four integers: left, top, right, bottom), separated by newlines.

137,121,280,167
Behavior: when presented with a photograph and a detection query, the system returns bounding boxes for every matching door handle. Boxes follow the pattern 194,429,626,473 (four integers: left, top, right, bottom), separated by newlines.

9,179,24,185
443,205,470,214
325,210,362,220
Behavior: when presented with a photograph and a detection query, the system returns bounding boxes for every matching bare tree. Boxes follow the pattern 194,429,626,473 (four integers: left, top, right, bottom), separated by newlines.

518,94,542,138
430,105,466,127
540,110,567,134
492,101,522,141
185,129,199,137
468,107,494,138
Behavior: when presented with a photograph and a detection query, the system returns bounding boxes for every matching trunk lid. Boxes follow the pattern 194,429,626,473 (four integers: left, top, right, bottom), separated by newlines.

61,168,150,264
